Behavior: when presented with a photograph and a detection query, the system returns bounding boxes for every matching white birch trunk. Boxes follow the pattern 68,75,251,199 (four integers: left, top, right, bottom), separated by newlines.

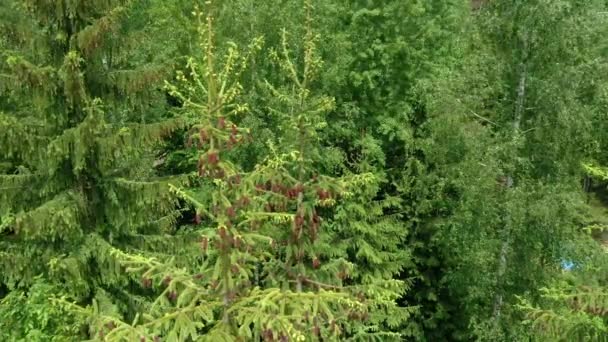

492,38,528,324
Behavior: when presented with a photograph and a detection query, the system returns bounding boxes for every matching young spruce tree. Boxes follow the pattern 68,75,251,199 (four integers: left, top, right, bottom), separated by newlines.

86,1,405,340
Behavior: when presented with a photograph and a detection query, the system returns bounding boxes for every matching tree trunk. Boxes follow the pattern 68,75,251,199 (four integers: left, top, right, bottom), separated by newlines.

492,38,528,325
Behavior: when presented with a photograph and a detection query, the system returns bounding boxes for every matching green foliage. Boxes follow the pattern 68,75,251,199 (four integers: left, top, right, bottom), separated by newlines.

0,0,188,339
518,234,608,341
57,1,412,340
428,1,608,339
2,0,608,340
0,282,85,341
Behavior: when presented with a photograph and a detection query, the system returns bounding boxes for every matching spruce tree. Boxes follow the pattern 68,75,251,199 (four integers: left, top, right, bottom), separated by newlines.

0,1,185,338
76,1,407,340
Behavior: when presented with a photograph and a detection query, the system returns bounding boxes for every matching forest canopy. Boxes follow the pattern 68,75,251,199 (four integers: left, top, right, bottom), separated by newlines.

0,0,607,341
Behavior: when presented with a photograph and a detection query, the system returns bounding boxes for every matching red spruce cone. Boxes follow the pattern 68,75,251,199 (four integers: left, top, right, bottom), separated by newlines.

142,277,152,288
317,188,330,200
207,151,219,165
199,129,208,144
218,226,227,240
312,257,320,269
217,116,226,129
294,214,304,228
200,237,208,252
